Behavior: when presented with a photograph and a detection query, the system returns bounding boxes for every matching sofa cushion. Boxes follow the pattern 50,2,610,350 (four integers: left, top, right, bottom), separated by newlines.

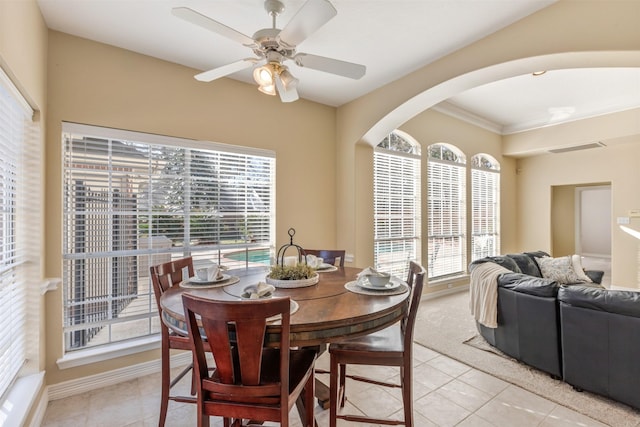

507,253,543,277
535,256,583,284
498,272,559,298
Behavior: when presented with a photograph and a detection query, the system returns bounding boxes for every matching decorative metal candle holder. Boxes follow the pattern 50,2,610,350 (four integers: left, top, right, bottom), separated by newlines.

275,228,308,267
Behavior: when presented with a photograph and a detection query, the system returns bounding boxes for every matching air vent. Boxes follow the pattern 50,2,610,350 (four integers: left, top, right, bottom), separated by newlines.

548,141,606,154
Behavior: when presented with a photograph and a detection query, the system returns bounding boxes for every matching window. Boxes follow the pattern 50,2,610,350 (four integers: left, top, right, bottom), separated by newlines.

62,123,275,352
0,69,41,399
427,143,466,279
373,131,421,278
471,154,500,261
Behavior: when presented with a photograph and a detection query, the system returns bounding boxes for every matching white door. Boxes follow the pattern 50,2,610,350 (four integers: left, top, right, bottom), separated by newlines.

576,186,611,257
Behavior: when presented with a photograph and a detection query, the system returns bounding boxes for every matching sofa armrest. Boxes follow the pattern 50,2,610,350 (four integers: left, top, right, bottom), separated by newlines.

585,269,604,284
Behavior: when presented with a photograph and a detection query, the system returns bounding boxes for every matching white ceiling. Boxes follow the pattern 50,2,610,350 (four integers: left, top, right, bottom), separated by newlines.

37,0,640,134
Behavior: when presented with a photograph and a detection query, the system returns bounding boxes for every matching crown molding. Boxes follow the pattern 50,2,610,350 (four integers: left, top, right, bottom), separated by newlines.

432,101,504,134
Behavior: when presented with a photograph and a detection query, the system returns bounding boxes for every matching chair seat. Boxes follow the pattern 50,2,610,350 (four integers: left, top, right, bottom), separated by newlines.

329,323,404,360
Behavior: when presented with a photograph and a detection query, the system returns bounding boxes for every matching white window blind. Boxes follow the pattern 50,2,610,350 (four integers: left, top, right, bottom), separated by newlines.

427,144,466,279
0,68,40,400
471,154,500,261
373,146,421,278
62,123,275,351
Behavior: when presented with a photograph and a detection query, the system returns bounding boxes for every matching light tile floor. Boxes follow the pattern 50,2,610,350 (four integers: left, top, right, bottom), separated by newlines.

42,343,609,427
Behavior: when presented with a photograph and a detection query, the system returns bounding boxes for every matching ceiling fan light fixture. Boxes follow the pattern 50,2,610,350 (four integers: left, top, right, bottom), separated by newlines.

279,68,299,91
253,64,275,86
258,83,277,96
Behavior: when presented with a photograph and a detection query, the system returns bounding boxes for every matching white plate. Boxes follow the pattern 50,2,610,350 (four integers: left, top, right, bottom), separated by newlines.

358,278,401,291
188,273,230,285
315,263,334,270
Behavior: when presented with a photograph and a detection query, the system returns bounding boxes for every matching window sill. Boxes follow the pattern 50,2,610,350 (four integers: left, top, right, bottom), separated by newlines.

56,335,161,370
0,371,44,427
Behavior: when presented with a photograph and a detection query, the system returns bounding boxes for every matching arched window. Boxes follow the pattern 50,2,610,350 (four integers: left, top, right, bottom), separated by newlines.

471,153,500,260
373,131,421,277
427,143,466,279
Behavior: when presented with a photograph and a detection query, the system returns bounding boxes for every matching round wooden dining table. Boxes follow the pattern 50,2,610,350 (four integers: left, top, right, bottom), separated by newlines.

159,266,409,348
160,265,409,410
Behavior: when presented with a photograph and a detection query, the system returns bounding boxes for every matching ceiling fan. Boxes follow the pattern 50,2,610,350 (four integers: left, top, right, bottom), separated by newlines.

172,0,366,103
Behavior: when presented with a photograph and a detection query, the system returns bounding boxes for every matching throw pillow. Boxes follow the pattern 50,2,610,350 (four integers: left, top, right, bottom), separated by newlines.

570,254,593,283
535,256,583,284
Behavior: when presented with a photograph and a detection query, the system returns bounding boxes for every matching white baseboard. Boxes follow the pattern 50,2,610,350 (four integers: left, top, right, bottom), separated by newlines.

423,284,469,300
47,352,192,401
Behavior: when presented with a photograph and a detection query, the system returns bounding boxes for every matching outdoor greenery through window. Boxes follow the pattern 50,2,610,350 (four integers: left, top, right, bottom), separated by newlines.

373,131,421,278
427,143,466,279
471,154,500,261
62,123,275,351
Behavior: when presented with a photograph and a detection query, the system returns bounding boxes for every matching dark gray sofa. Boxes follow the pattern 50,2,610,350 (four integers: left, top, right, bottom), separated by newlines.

469,251,603,379
559,285,640,410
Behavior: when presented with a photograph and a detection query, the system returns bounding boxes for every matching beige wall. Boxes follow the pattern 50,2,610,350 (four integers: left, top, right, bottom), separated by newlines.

551,185,576,257
516,140,640,287
45,31,337,384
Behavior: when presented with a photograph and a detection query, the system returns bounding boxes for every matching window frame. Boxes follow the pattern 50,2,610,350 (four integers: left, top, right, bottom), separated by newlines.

471,153,501,261
373,131,421,278
61,122,276,355
426,143,467,280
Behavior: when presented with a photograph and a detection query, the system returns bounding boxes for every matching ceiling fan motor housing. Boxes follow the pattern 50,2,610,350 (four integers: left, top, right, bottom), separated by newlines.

264,0,285,17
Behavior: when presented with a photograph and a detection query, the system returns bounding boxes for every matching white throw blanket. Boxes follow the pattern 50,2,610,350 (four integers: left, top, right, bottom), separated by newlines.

469,262,511,328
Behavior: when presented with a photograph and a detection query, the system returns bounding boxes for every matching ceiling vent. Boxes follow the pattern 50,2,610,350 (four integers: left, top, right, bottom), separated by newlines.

548,141,606,154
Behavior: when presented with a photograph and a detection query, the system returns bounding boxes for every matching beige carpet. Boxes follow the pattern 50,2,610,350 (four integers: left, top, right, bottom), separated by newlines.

413,290,640,427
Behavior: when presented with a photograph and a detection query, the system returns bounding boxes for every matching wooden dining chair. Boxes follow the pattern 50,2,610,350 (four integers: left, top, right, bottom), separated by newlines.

150,256,197,427
328,261,426,427
303,249,346,267
182,293,317,427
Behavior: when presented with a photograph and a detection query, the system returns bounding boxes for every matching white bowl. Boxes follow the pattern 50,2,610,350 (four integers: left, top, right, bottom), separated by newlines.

366,273,391,287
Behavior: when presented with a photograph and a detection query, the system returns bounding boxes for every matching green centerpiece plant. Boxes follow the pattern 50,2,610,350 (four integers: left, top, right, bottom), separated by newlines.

268,263,315,280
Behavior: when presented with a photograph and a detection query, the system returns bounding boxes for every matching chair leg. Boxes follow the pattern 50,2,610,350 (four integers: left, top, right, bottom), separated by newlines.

159,342,170,427
401,365,413,427
305,372,315,427
339,363,346,407
197,401,210,427
329,354,338,427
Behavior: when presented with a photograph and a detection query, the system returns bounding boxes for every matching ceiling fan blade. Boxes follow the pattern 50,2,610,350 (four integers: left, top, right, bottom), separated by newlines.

275,75,299,103
278,0,337,48
172,7,256,47
194,58,258,82
294,53,366,80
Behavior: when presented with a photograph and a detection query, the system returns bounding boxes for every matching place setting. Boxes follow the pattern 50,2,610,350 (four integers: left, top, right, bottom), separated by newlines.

306,254,338,273
180,264,240,289
237,282,299,322
345,267,409,296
